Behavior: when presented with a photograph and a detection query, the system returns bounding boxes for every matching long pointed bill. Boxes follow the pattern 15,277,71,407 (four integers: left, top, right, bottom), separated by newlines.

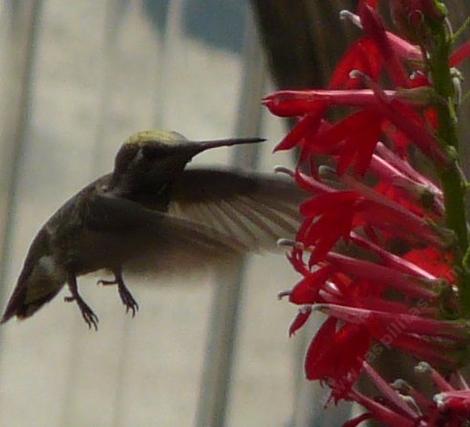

187,137,265,155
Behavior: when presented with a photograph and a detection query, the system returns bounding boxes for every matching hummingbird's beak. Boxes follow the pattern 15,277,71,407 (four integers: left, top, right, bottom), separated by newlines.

187,137,265,155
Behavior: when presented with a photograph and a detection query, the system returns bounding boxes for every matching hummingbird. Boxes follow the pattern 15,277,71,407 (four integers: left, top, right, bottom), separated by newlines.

1,130,303,330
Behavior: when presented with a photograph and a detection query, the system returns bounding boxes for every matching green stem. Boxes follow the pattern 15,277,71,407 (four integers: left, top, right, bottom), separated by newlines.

428,21,470,315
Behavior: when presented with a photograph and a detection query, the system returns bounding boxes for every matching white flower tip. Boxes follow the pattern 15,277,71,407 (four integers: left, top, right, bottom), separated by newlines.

414,361,432,374
277,238,296,248
274,166,294,177
339,10,363,29
391,379,411,393
349,69,367,81
433,392,445,409
278,290,290,300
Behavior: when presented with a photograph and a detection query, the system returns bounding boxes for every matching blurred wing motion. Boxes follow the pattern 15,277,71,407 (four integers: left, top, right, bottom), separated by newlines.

168,168,303,249
89,192,248,280
89,192,248,259
124,168,305,278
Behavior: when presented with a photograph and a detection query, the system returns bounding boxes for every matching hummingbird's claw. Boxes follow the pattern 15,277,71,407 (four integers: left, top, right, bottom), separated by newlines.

97,273,139,317
65,274,99,330
80,302,99,330
64,294,99,330
118,283,139,317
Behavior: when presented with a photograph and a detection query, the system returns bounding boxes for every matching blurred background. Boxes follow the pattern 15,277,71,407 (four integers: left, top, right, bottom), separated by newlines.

0,1,325,426
1,1,468,427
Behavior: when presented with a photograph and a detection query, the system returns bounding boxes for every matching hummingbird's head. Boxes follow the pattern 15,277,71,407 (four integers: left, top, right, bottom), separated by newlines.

110,130,265,194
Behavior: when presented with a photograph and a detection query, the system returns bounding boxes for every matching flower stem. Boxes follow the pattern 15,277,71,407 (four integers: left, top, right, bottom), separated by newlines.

428,20,470,315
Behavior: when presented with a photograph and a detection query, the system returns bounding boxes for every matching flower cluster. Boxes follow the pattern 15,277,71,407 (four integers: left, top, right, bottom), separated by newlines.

265,1,470,425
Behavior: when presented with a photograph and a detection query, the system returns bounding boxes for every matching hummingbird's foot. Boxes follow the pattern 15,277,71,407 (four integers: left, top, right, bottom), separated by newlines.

64,294,99,330
97,273,139,317
65,273,99,330
118,282,139,317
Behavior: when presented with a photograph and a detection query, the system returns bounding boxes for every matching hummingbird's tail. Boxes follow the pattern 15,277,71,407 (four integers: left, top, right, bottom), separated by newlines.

1,282,62,323
2,229,65,323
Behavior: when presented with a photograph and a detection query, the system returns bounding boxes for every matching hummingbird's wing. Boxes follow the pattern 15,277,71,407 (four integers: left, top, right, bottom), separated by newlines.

87,193,249,277
166,168,304,250
88,192,247,252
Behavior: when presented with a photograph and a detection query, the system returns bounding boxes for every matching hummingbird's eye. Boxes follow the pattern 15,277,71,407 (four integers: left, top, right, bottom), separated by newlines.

141,145,168,161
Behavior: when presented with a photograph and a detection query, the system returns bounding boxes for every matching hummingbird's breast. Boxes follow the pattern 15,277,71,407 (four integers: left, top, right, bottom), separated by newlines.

43,173,175,277
44,176,116,275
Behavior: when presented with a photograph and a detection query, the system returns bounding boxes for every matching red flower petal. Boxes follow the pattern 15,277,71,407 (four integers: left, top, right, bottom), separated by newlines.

274,113,322,151
359,4,410,87
437,390,470,415
289,266,334,305
299,192,362,261
305,318,370,396
403,247,456,283
302,109,383,175
330,37,383,89
288,307,312,337
450,40,470,67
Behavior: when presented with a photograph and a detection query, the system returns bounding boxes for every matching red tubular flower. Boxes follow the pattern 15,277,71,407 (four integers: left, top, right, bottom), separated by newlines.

350,233,437,279
359,3,410,87
436,390,470,416
286,265,334,305
370,154,444,216
302,109,383,175
450,41,470,67
336,361,470,426
325,253,438,300
263,89,398,117
363,362,419,419
316,304,468,341
298,191,361,261
304,317,370,396
329,36,383,88
403,247,456,283
349,389,416,426
273,113,323,151
385,31,422,61
361,75,448,165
